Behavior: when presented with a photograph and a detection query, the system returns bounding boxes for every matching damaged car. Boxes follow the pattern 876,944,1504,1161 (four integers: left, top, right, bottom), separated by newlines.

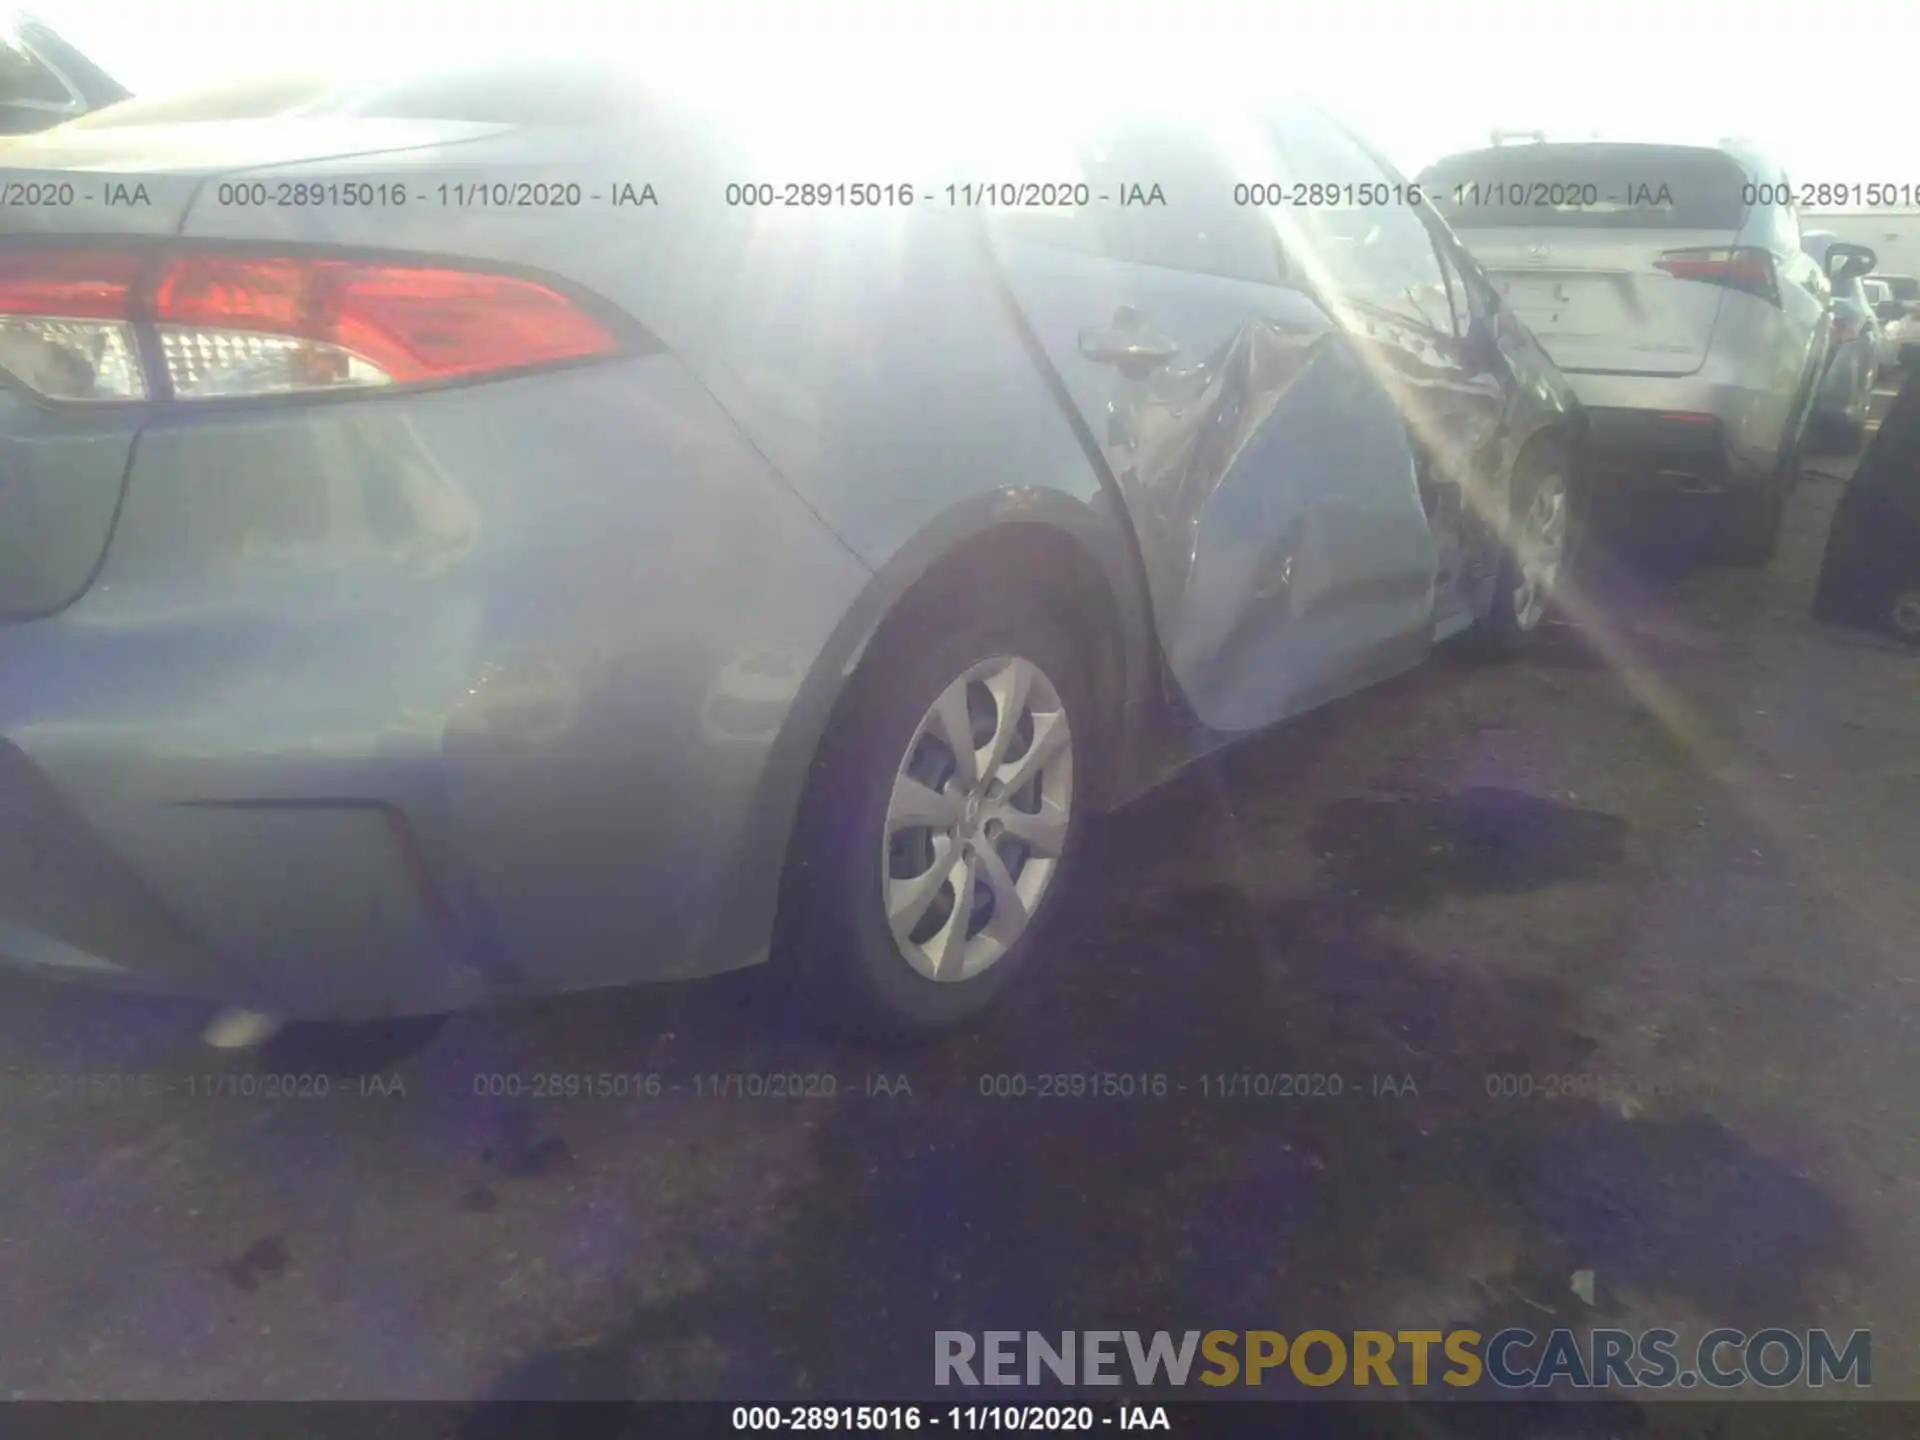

0,68,1586,1031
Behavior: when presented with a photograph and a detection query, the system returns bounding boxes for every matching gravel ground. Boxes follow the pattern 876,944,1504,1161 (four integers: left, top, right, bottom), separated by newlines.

0,406,1915,1425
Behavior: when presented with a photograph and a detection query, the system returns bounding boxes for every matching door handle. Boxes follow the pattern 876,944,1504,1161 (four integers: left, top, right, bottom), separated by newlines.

1079,309,1180,371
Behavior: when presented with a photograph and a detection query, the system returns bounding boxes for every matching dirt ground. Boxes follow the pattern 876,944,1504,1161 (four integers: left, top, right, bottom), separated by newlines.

0,400,1915,1429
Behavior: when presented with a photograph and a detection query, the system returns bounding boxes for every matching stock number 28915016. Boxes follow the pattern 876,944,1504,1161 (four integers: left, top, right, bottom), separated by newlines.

1232,181,1424,208
471,1073,663,1099
725,182,918,207
975,1072,1169,1098
215,181,412,207
732,1406,923,1430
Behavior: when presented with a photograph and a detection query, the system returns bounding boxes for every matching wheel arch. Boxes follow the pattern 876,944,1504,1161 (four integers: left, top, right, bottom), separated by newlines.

1512,414,1581,488
1504,409,1588,540
1461,408,1582,628
692,488,1159,981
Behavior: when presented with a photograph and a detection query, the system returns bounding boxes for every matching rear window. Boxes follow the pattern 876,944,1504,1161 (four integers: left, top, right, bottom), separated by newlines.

330,64,655,125
0,31,68,108
1419,145,1750,230
63,72,337,127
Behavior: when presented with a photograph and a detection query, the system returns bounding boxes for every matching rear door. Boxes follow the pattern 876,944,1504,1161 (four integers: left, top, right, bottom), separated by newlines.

1419,143,1752,377
985,110,1438,732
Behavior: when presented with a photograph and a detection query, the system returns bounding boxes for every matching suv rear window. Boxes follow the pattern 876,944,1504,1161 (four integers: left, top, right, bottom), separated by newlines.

1419,144,1750,230
0,31,69,108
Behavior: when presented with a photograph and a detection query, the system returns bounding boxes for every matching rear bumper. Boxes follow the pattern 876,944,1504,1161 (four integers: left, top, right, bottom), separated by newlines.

0,355,870,1018
0,748,466,1014
1579,406,1743,498
0,743,253,1002
1564,371,1781,495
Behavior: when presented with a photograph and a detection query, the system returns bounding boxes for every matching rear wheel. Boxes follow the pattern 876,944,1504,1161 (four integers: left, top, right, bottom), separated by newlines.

778,582,1091,1034
1722,484,1786,567
1723,416,1802,568
1818,380,1872,455
1890,589,1920,646
1474,448,1574,658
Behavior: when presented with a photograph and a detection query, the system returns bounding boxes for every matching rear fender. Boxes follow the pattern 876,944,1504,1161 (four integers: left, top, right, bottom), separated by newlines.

700,486,1158,978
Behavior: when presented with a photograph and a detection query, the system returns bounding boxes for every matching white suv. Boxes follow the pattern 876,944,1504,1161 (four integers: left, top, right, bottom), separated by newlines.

1419,141,1847,563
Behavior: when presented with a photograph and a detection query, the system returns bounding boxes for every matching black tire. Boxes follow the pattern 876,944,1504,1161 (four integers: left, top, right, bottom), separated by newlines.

1831,415,1868,455
1721,484,1786,567
1889,588,1920,647
1722,413,1802,568
1472,442,1578,659
775,576,1093,1036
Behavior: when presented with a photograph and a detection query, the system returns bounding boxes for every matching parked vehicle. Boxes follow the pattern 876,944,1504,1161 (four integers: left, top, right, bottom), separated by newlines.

0,14,126,133
1419,141,1846,563
1803,230,1881,451
1877,275,1920,305
1877,275,1920,365
1811,200,1920,286
1863,279,1907,373
1815,364,1920,645
0,67,1586,1032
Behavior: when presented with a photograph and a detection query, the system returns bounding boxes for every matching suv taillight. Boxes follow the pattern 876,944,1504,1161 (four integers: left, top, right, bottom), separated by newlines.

1654,245,1780,307
0,248,622,404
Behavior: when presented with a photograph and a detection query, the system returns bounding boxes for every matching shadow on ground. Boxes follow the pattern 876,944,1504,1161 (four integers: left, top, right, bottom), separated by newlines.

468,774,1854,1424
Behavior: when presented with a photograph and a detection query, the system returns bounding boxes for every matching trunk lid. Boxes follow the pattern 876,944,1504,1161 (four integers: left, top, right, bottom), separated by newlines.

1421,143,1752,377
0,118,511,235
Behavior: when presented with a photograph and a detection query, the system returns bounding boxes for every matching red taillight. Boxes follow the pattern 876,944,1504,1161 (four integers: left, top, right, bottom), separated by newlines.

151,256,619,385
1655,246,1780,306
152,256,308,334
0,247,622,404
0,250,145,319
0,250,149,401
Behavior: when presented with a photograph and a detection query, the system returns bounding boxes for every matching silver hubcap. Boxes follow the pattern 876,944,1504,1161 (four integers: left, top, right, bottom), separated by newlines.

1510,474,1569,632
882,655,1074,983
1892,591,1920,638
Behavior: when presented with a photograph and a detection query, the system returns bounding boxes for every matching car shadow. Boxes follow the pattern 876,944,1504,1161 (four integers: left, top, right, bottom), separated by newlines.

467,772,1854,1419
256,1014,450,1077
